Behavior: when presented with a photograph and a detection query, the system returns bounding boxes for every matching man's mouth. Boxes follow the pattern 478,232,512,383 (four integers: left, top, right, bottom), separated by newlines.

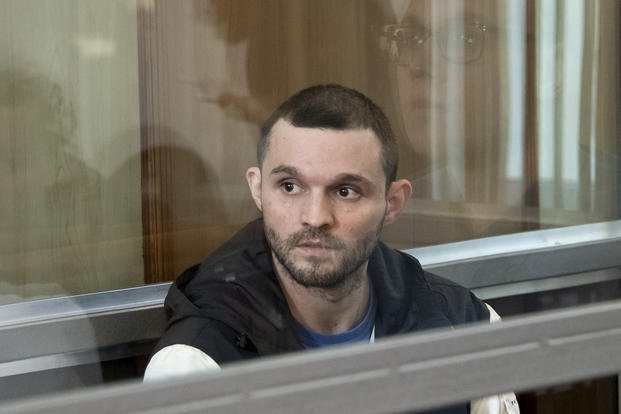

297,239,338,248
296,240,339,253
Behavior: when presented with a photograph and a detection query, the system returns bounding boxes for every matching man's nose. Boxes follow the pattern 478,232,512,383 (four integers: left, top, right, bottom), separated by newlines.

301,193,335,228
404,40,433,79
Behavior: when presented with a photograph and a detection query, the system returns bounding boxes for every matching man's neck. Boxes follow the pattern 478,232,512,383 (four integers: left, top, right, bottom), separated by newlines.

273,260,370,335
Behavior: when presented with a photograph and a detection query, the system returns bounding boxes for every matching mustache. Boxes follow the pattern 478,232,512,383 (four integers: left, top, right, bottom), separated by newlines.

286,227,345,249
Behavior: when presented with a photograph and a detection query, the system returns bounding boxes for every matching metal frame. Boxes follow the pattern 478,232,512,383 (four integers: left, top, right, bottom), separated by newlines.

1,220,620,378
405,219,621,288
1,299,620,413
0,282,169,328
0,285,168,377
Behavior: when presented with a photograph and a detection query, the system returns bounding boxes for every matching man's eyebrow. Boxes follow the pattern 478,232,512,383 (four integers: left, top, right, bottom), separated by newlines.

333,173,374,187
269,167,375,187
270,165,300,176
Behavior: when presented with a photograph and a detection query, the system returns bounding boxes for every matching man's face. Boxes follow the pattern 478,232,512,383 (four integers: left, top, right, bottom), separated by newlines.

390,0,502,163
247,120,400,289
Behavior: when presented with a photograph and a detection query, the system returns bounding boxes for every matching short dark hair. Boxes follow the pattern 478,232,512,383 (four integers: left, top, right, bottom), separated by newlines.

258,84,398,184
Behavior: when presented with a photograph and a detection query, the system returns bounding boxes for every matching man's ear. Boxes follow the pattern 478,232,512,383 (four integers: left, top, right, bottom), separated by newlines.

384,179,412,225
246,167,263,212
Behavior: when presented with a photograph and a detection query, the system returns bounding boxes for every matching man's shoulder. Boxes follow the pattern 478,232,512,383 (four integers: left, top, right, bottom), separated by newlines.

160,219,295,359
371,242,489,325
373,242,471,291
168,218,278,323
202,218,268,267
419,269,472,293
178,219,271,286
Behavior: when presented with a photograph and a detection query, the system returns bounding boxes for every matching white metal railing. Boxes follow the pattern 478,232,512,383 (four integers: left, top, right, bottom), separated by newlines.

0,299,620,413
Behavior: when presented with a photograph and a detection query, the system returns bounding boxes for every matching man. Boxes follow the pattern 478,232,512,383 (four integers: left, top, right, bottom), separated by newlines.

144,84,518,413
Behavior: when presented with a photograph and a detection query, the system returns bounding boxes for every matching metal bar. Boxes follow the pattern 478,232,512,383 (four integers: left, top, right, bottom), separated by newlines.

0,306,166,376
406,220,621,288
472,267,621,300
0,283,169,328
406,220,621,266
1,299,621,414
0,284,168,376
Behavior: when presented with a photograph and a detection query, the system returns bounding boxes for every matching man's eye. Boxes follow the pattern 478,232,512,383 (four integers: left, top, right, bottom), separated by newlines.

281,182,300,194
337,187,360,199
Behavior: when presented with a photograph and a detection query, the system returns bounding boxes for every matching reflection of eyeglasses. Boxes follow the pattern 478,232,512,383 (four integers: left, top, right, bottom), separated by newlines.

380,21,487,64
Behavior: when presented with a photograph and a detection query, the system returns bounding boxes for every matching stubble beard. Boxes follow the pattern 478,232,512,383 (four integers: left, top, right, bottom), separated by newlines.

264,221,383,292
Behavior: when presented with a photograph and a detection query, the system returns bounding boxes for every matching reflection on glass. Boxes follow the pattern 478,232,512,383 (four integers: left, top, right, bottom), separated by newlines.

380,20,488,64
1,1,141,303
375,0,618,248
1,0,619,299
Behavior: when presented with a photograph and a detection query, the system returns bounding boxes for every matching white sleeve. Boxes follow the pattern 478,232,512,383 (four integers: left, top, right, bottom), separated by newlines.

486,303,502,323
469,304,520,414
143,344,221,383
471,393,520,414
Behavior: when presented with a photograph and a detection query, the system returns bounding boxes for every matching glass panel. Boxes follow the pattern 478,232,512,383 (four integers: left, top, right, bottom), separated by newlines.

1,0,619,298
379,0,620,247
1,0,142,303
0,0,619,405
135,0,620,283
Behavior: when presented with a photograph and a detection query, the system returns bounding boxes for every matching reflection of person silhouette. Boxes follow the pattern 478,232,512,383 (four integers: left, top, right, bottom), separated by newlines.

0,67,105,397
0,67,102,296
188,0,283,125
107,125,230,279
144,84,519,414
378,0,517,240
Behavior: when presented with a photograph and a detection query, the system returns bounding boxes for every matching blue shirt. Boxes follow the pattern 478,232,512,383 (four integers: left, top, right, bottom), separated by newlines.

293,286,377,349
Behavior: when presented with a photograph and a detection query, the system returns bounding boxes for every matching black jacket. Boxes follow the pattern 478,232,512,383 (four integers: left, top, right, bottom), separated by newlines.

154,219,489,365
152,219,491,413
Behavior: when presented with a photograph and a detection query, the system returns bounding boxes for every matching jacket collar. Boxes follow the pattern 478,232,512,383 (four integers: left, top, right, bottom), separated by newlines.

177,219,451,355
